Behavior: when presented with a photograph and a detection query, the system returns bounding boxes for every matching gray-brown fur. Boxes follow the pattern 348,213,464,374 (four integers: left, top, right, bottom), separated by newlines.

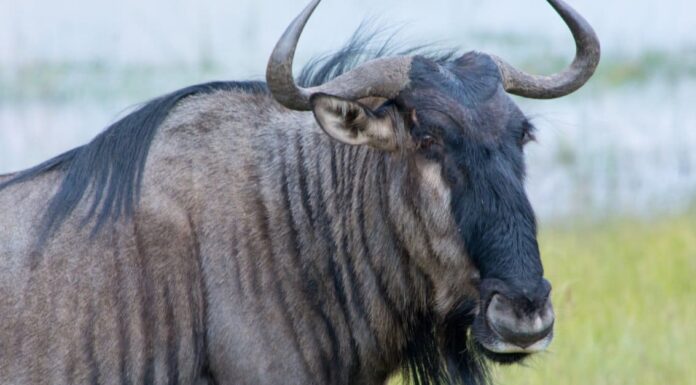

0,87,476,384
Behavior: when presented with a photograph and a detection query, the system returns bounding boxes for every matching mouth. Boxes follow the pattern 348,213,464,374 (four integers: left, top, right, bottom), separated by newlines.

480,331,553,354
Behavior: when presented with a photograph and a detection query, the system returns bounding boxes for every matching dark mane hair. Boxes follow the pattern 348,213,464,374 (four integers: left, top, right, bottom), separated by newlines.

298,24,456,87
401,300,490,385
0,81,267,243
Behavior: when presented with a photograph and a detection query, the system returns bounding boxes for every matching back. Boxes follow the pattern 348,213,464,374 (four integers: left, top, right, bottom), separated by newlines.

0,85,268,384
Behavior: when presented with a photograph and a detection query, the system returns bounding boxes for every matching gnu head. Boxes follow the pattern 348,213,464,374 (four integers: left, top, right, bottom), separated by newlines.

267,0,599,365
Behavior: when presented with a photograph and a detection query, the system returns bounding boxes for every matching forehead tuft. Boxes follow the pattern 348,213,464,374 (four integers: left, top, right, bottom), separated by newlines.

402,52,503,109
397,52,526,142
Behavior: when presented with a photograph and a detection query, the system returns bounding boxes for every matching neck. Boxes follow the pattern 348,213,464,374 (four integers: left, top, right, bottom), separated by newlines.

192,107,483,384
282,131,433,379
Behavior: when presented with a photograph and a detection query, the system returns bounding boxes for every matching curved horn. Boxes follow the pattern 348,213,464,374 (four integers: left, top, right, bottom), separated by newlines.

491,0,600,99
266,0,413,111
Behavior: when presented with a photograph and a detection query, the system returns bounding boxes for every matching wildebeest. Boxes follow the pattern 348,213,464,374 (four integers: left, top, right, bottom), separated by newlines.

0,0,599,384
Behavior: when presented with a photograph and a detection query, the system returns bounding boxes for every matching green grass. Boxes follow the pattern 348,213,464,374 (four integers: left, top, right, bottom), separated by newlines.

497,214,696,385
392,213,696,385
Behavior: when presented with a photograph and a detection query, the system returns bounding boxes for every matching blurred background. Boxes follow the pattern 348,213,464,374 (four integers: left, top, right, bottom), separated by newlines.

1,0,694,383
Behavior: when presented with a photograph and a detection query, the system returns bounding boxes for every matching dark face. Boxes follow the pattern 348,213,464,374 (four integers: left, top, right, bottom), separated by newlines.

310,52,555,363
398,53,554,362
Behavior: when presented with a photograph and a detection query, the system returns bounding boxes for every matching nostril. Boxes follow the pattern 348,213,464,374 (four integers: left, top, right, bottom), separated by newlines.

486,294,554,348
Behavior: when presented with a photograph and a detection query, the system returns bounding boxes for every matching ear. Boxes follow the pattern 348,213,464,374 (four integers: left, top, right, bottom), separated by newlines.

310,93,398,151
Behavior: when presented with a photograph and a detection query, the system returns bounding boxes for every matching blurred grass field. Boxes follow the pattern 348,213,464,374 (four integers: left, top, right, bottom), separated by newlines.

493,212,696,385
392,211,696,385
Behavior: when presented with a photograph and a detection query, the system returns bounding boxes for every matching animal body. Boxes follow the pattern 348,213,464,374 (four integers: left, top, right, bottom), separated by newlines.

0,0,599,384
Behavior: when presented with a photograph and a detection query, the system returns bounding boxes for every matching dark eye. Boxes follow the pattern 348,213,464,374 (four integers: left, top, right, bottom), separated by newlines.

520,121,536,146
419,135,436,150
521,130,535,146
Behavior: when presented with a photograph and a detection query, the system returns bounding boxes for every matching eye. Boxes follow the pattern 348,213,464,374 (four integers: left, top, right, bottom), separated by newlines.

520,121,537,146
419,134,436,150
521,130,536,146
